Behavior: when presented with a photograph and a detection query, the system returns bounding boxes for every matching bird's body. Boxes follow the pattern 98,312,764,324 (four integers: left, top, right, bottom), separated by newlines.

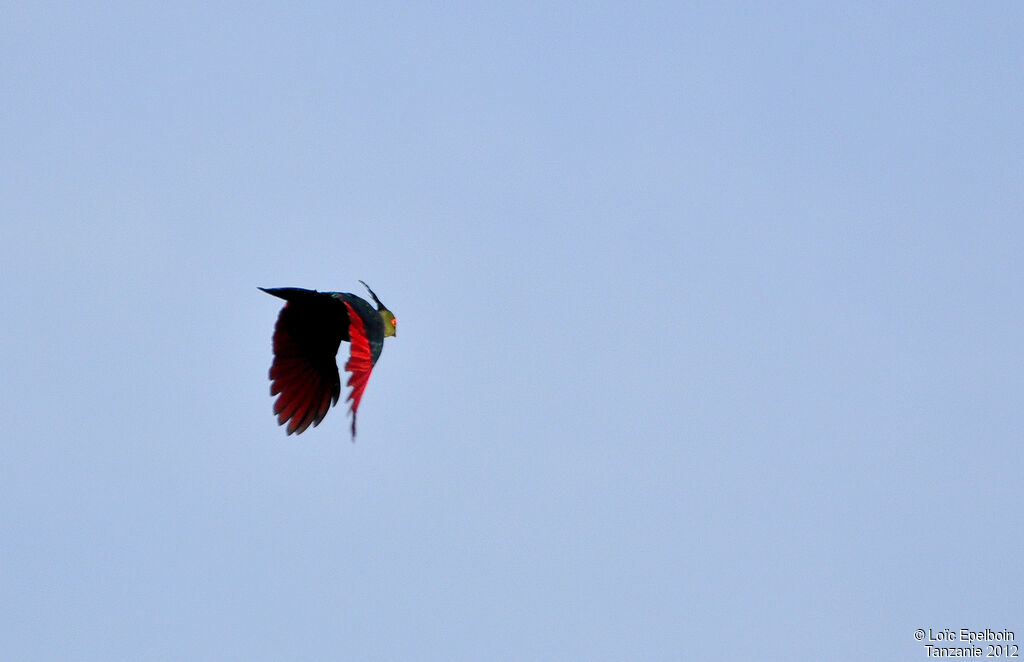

260,283,396,437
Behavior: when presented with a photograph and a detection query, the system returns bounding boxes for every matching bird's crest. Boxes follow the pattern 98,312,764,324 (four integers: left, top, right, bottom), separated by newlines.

360,280,396,337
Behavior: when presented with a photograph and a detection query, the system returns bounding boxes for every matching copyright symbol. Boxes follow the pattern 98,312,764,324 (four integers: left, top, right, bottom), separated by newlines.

915,629,926,640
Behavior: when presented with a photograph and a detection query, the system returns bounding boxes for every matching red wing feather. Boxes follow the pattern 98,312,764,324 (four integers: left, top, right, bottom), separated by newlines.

343,301,375,437
268,302,342,435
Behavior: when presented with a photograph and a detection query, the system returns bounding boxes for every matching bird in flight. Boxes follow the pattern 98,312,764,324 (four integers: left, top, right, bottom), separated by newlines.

260,281,397,438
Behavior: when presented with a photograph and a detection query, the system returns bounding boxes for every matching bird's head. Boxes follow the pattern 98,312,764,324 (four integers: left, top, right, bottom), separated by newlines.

360,280,397,338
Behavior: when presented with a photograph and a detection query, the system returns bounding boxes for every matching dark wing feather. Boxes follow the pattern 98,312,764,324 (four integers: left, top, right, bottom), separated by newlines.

265,290,349,435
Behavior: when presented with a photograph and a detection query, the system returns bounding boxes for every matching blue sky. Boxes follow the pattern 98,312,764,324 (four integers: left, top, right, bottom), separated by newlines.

2,2,1022,660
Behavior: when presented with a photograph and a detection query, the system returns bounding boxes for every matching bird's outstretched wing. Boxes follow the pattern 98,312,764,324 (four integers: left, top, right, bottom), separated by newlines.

342,300,375,437
262,288,347,435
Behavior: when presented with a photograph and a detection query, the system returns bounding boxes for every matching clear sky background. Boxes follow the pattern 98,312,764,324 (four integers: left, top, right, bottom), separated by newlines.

2,2,1022,660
